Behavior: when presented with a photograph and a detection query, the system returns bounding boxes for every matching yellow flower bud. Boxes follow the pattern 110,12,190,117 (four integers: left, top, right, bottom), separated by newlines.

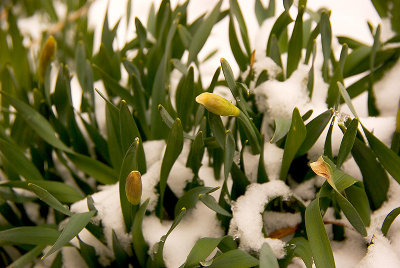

195,92,240,116
38,35,57,82
125,171,142,205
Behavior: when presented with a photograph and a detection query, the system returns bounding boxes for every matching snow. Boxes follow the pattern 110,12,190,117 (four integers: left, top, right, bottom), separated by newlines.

263,211,302,235
166,160,194,198
61,247,88,268
331,228,366,268
142,202,224,268
229,180,293,258
254,65,311,121
243,142,283,182
263,143,284,180
374,59,400,116
293,178,317,201
254,61,329,141
143,140,166,167
356,234,400,267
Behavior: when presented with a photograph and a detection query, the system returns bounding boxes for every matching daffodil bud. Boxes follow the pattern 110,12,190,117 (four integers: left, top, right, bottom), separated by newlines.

310,156,333,186
125,171,142,205
195,92,240,116
38,35,57,82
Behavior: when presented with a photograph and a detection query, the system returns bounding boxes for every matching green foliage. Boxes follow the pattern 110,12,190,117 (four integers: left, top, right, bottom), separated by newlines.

1,0,400,267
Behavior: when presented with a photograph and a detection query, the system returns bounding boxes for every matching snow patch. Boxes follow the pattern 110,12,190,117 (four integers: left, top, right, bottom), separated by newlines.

229,180,292,258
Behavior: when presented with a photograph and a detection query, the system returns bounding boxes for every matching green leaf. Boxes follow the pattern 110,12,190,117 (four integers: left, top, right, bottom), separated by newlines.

78,238,100,268
178,24,192,48
51,64,72,122
209,113,226,148
220,58,239,97
119,101,146,173
159,118,184,217
305,199,335,268
172,58,188,75
320,11,332,66
237,112,262,154
158,104,194,140
229,0,251,55
371,0,389,17
270,117,291,143
259,242,279,268
392,99,400,154
343,46,371,77
345,183,371,227
229,15,248,72
130,73,150,137
283,0,293,11
176,67,195,130
2,93,71,152
0,180,83,203
187,131,205,175
158,104,175,128
153,207,187,267
338,82,359,119
280,108,307,180
230,163,251,200
43,211,96,258
199,194,232,217
209,249,259,268
175,186,217,216
267,11,293,56
224,130,235,181
290,237,313,268
184,236,227,267
0,226,59,246
318,156,370,234
257,135,269,183
93,64,135,106
9,244,46,268
307,41,317,97
135,17,147,50
0,138,44,181
27,183,72,216
324,118,335,159
119,140,139,231
67,152,118,185
112,230,129,267
188,1,222,64
304,23,320,64
381,207,400,236
297,109,334,156
352,137,389,210
336,119,358,168
339,44,348,76
363,125,400,184
255,0,275,25
269,34,283,68
335,189,367,236
106,102,123,171
150,16,179,139
287,6,304,78
66,108,89,155
75,42,94,114
132,199,150,267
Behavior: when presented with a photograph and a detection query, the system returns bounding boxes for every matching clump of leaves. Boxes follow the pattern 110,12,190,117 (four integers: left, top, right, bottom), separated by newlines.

1,0,400,267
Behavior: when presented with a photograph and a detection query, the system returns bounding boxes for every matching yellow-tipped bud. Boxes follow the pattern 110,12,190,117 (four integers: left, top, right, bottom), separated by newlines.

195,92,240,116
125,171,142,205
38,35,57,82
